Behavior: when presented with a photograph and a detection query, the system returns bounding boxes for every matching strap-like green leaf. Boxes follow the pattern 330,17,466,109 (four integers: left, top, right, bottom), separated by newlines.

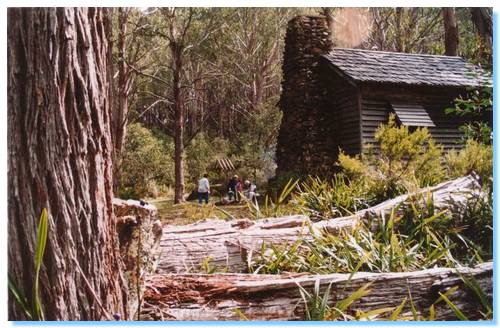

32,208,49,320
438,291,468,320
8,275,33,320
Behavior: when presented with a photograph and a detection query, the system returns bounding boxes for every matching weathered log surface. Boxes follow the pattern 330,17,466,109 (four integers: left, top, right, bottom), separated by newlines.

114,198,163,319
140,262,492,321
157,174,482,273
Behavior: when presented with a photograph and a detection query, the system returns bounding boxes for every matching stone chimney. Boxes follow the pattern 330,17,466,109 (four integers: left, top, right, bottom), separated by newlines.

275,15,334,178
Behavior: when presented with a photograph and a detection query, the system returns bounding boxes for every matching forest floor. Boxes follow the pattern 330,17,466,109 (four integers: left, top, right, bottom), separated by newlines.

148,197,254,225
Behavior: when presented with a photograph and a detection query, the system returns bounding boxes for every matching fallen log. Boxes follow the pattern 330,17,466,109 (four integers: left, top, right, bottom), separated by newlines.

140,262,492,321
157,174,483,274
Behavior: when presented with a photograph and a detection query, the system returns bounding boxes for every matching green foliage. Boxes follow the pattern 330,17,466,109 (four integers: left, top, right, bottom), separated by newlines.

337,116,445,204
200,256,219,274
233,308,249,321
33,208,48,320
448,190,493,263
329,283,373,321
232,100,283,185
250,239,306,274
374,114,445,188
291,175,371,220
336,152,368,181
459,274,492,320
438,288,468,320
445,139,493,187
247,178,297,219
267,171,304,201
250,192,490,275
119,123,174,199
446,73,492,145
9,209,49,320
185,133,231,185
298,280,333,321
297,280,374,321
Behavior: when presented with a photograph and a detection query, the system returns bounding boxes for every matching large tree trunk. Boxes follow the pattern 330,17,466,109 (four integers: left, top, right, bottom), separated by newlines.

172,44,185,204
442,8,458,56
8,8,128,320
140,262,492,320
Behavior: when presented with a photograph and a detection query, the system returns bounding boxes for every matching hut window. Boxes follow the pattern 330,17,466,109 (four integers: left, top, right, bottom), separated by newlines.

390,103,436,127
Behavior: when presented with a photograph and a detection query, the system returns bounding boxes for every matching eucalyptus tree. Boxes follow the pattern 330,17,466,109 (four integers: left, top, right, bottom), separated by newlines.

133,8,225,203
442,7,459,56
8,7,127,320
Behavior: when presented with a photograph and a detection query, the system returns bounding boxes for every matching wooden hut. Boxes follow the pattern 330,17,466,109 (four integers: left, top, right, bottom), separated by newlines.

320,48,490,156
275,16,491,177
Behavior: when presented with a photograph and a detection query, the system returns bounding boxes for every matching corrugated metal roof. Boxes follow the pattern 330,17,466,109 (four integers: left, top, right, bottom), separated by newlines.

391,103,435,127
322,48,490,88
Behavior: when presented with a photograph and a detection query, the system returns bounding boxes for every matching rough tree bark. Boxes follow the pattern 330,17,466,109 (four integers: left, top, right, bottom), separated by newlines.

8,8,128,320
442,8,458,56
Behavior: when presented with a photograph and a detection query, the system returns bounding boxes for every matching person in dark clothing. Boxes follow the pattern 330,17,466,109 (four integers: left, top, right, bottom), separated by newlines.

227,175,238,202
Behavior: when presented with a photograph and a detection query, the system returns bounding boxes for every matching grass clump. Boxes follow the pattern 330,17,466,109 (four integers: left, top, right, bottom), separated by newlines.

250,191,491,275
291,175,371,220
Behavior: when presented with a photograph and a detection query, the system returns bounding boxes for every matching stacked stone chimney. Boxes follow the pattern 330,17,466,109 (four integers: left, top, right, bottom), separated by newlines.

276,15,335,178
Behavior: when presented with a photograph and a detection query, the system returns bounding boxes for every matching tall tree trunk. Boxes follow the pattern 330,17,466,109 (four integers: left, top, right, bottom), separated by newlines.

470,8,492,46
8,8,128,320
395,7,404,52
470,8,492,60
442,8,459,56
111,8,130,193
172,44,185,204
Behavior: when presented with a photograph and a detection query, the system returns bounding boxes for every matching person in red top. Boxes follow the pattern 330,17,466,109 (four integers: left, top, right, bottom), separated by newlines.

235,178,243,202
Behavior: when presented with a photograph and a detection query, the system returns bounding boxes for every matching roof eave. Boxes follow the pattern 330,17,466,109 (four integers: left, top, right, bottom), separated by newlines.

320,56,359,88
356,80,484,89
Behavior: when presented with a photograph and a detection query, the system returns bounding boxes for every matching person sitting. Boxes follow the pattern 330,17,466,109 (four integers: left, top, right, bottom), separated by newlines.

244,179,258,203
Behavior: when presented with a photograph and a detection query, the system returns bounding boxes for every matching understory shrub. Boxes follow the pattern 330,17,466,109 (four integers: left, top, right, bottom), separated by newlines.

445,139,493,188
118,123,174,199
337,115,445,204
